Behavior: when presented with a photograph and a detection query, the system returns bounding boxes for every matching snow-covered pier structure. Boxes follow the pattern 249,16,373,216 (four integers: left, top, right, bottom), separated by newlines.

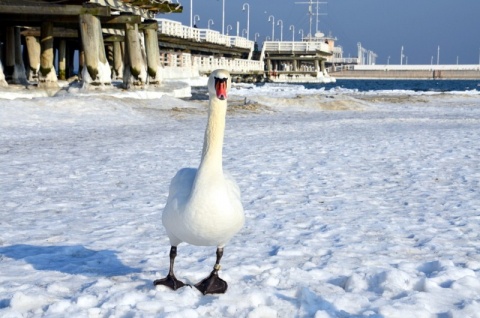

261,32,336,83
0,1,266,89
0,0,184,88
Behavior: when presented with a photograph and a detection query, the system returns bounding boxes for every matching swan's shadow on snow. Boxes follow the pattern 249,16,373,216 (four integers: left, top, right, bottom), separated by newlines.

0,244,140,277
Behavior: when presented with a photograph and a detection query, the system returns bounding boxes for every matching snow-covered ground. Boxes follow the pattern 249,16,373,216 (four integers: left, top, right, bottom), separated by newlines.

1,83,480,317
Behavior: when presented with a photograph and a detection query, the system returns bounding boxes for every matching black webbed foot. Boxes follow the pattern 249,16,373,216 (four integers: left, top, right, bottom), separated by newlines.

194,269,228,295
154,274,187,291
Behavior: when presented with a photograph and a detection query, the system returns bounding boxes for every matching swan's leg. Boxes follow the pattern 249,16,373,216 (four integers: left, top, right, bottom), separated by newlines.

195,247,228,295
153,246,186,290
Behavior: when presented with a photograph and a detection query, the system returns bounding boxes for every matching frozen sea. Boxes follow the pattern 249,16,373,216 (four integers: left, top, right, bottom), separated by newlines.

1,79,480,317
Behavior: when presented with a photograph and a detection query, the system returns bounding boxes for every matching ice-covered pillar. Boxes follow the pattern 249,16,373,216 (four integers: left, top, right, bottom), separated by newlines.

25,35,41,81
0,60,8,87
314,59,320,73
79,13,111,86
143,20,161,85
39,22,59,88
123,22,147,88
320,59,326,75
58,40,67,80
113,41,124,80
12,27,27,84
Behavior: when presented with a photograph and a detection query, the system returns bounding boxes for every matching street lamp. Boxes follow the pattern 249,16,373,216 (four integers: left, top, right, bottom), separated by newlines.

268,15,275,41
227,25,232,35
289,25,295,42
193,14,200,27
208,19,214,30
255,32,260,42
242,3,250,40
299,29,304,41
277,19,283,41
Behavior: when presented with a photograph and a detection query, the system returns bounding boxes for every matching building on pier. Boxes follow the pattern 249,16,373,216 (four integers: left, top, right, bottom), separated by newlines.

261,31,336,83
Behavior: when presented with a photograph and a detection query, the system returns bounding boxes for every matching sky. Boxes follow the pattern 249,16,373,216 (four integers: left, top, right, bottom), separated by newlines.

161,0,480,65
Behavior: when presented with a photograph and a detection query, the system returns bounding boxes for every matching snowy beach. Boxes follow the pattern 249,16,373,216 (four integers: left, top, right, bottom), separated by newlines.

1,83,480,317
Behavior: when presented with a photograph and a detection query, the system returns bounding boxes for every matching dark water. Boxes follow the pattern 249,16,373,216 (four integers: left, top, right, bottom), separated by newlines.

309,79,480,92
189,79,480,101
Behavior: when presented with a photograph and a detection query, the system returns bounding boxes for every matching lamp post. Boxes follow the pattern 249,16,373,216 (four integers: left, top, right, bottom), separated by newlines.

242,3,250,40
190,0,193,27
222,0,225,34
400,46,404,65
227,25,232,35
255,32,260,42
299,29,304,41
277,19,283,41
437,46,440,65
289,25,295,41
193,15,200,27
208,19,214,30
387,56,390,65
268,15,275,41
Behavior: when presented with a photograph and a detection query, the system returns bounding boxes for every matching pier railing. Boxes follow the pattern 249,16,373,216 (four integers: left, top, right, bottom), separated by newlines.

156,18,255,50
159,51,264,74
262,41,332,54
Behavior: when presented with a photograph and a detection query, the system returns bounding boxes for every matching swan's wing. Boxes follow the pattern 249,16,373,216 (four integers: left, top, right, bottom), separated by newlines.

167,167,197,201
162,168,197,245
224,172,241,199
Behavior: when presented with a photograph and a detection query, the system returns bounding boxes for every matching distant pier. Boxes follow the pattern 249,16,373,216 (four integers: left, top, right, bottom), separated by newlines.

331,65,480,80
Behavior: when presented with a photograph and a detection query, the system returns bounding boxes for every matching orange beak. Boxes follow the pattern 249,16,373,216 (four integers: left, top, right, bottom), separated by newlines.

215,77,228,100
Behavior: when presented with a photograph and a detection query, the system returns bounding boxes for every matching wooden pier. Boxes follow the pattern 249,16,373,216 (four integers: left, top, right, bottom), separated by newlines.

0,0,182,88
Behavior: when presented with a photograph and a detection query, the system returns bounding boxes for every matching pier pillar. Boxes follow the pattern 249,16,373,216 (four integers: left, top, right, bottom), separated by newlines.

25,36,41,81
5,27,15,80
314,59,320,73
58,40,67,80
79,49,85,80
113,41,124,80
12,27,27,84
320,59,326,75
0,60,7,87
123,22,147,88
79,13,111,86
266,58,272,72
39,22,59,88
143,20,161,85
292,59,298,72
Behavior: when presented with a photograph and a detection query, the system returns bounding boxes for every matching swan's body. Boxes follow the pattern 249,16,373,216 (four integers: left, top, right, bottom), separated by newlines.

163,167,244,247
154,69,244,294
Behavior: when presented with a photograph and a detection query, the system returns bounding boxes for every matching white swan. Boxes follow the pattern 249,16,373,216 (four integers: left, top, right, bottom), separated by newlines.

154,69,245,295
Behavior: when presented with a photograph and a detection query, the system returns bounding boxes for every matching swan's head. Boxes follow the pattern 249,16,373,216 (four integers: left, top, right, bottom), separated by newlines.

208,69,231,101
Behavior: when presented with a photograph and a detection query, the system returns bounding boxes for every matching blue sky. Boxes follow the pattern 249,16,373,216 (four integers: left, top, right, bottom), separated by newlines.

162,0,480,65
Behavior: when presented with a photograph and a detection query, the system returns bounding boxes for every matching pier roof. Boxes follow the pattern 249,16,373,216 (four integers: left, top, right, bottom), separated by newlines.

0,0,182,21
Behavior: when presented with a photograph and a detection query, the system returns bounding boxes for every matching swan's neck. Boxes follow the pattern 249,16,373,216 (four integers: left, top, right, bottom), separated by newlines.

197,97,227,179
